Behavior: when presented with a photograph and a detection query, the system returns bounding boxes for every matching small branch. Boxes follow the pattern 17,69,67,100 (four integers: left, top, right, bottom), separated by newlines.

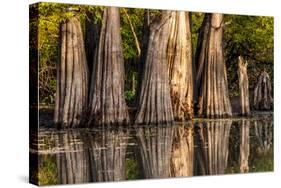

122,8,141,56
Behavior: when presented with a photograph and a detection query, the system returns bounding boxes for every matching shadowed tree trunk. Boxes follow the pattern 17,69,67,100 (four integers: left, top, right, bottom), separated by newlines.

54,17,89,128
194,120,232,175
253,71,273,110
167,11,193,120
170,122,194,177
239,120,250,173
136,125,174,178
135,11,174,125
87,127,129,182
238,56,250,116
195,13,232,118
88,7,130,126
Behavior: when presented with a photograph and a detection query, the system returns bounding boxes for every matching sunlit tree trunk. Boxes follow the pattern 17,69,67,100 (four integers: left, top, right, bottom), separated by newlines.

136,125,174,178
238,56,251,116
170,122,194,177
195,13,232,118
54,17,89,128
194,120,232,175
167,11,194,120
239,120,250,173
253,71,273,110
135,11,174,125
88,7,130,126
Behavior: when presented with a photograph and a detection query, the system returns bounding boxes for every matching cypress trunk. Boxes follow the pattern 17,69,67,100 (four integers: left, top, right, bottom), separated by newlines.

54,17,89,128
135,11,174,125
253,71,273,110
88,7,130,126
167,11,194,120
195,13,232,118
238,56,250,116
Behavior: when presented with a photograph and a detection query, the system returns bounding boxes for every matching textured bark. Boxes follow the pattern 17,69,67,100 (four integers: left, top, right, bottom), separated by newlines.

87,127,129,182
136,125,174,178
195,13,232,118
239,120,250,173
238,56,251,116
253,71,273,110
167,11,194,120
54,17,89,128
135,11,174,125
170,122,194,177
88,7,130,126
194,120,232,175
56,131,91,184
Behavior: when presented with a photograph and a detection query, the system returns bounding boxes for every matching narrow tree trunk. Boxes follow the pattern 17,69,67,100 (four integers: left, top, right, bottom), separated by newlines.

194,120,232,175
170,122,194,177
253,71,273,110
54,17,89,128
167,11,194,120
136,125,174,178
195,13,232,118
88,7,130,126
135,11,174,125
238,56,251,116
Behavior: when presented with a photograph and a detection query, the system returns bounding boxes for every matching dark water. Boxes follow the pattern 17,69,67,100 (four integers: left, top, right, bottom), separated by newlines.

30,113,273,185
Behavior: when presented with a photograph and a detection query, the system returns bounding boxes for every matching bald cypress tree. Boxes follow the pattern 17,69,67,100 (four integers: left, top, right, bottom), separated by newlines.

88,7,130,126
167,11,194,120
54,17,89,128
195,13,232,118
135,11,174,125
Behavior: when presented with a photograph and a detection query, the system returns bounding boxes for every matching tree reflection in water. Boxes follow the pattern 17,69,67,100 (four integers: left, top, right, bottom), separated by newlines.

55,127,129,184
239,120,250,173
254,119,273,154
194,120,232,175
136,125,174,178
170,122,194,177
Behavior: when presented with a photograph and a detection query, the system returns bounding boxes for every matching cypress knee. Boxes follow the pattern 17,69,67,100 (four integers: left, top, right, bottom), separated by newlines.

238,56,250,116
88,7,130,126
54,17,89,128
135,11,174,125
167,11,194,120
195,13,232,118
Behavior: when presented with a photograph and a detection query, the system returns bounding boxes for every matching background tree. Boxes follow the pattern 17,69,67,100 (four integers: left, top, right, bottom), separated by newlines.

167,11,194,120
238,56,250,115
135,11,174,125
253,71,273,110
54,17,89,128
195,13,232,118
88,7,130,126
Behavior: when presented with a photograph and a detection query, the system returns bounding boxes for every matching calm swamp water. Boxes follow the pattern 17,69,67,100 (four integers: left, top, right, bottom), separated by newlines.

30,112,273,185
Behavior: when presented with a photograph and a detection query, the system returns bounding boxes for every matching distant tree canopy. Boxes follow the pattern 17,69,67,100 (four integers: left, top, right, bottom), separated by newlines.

30,3,273,105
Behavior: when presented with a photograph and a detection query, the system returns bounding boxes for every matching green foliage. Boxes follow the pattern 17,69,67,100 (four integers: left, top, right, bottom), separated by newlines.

37,155,58,185
125,90,136,104
126,158,140,180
